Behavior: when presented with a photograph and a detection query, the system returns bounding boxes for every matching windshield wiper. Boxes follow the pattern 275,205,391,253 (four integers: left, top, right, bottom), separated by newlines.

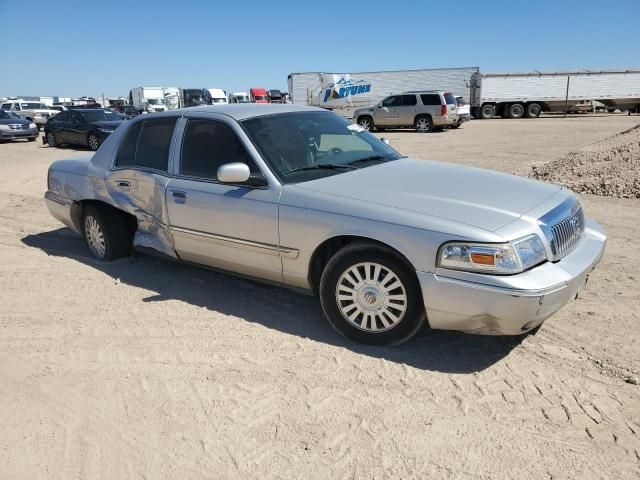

284,163,358,175
347,155,397,166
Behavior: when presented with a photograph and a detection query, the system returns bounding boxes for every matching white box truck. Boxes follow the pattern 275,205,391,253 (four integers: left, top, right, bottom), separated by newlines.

470,69,640,119
287,67,479,118
129,86,167,113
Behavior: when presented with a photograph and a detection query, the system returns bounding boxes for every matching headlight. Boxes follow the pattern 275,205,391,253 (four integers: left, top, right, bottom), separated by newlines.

97,128,113,133
29,123,36,129
438,235,547,274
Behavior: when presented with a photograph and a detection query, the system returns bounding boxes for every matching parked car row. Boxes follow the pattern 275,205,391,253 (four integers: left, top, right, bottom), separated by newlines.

1,100,59,130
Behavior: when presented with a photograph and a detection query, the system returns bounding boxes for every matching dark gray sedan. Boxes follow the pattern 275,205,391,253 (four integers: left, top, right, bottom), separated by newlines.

0,110,39,142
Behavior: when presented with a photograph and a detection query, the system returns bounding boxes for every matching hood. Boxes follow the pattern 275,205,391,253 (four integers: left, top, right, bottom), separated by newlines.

90,120,123,130
0,117,30,125
293,158,562,232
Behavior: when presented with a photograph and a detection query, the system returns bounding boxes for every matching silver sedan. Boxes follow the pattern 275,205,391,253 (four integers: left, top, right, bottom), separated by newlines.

44,105,606,345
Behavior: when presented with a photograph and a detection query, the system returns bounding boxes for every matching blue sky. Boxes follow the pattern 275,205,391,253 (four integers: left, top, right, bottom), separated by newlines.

1,0,638,98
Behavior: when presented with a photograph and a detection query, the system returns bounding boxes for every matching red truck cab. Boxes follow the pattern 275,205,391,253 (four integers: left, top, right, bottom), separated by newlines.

250,88,269,103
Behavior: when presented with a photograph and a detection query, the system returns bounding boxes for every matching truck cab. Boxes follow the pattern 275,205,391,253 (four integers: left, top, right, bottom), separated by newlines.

207,88,228,104
250,88,269,103
229,92,250,103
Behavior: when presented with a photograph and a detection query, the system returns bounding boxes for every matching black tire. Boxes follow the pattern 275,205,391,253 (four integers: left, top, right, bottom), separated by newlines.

507,103,525,119
357,116,374,132
525,103,542,118
319,242,426,346
82,204,133,261
480,104,495,119
414,115,433,133
607,107,616,113
451,121,461,129
28,137,37,142
46,131,57,147
470,106,480,119
87,133,100,151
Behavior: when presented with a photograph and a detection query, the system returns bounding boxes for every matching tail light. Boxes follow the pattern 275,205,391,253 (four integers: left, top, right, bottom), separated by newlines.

440,104,446,116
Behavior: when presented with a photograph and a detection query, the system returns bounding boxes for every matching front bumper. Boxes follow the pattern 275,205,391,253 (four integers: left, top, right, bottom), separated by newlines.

417,220,606,335
0,128,38,140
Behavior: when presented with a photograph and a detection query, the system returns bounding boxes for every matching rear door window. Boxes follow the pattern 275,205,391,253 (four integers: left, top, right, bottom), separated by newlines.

444,93,457,105
54,111,70,122
420,94,441,105
134,118,177,172
114,117,177,172
401,95,417,106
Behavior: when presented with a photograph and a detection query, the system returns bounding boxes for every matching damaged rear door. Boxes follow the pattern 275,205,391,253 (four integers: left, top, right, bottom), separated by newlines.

105,116,179,257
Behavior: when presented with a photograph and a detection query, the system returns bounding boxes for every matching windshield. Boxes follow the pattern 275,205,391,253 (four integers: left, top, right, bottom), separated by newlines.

79,110,122,122
444,93,456,105
147,98,164,105
0,110,22,120
212,98,227,103
22,102,48,109
254,95,267,101
241,111,402,184
236,96,250,103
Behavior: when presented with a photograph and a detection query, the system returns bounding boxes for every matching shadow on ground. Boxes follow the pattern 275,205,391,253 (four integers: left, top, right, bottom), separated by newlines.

22,228,528,374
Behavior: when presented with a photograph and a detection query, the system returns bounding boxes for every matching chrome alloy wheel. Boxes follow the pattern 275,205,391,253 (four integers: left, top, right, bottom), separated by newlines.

85,215,106,258
335,262,408,332
358,117,372,131
415,117,432,132
47,132,56,147
88,134,100,151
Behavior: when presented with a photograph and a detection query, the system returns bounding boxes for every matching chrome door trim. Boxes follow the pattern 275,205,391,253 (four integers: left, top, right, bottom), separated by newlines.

170,226,299,259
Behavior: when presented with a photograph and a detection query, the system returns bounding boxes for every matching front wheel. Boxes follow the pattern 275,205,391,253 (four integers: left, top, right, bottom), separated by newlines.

357,116,374,132
88,133,100,151
46,131,57,147
319,242,426,345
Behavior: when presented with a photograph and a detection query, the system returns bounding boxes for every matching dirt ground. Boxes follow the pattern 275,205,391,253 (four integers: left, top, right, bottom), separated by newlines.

1,114,639,479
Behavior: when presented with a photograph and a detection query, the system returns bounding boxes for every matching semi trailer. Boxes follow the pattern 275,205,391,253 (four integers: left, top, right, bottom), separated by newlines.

287,67,479,118
470,69,640,119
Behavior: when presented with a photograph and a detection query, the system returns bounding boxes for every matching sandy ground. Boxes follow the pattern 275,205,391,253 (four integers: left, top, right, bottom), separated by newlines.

1,114,639,479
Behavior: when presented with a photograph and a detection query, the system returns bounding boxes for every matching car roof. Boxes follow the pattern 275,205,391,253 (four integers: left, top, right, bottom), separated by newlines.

187,104,325,120
403,90,446,94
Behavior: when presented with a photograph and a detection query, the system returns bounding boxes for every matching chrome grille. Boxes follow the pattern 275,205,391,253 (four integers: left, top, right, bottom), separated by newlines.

8,124,28,130
549,206,584,258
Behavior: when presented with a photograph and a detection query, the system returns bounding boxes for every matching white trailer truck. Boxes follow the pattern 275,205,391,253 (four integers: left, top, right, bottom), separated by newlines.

207,88,228,104
129,86,167,113
287,67,479,118
470,69,640,119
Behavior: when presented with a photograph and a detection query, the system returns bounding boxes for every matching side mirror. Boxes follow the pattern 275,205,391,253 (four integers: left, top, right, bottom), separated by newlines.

381,138,390,145
217,162,251,184
377,103,382,108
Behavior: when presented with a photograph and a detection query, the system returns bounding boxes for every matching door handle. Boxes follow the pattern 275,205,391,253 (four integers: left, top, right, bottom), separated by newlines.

115,180,131,191
171,190,188,203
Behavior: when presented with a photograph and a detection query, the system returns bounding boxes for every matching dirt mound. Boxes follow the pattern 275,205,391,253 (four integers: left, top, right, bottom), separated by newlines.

530,123,640,198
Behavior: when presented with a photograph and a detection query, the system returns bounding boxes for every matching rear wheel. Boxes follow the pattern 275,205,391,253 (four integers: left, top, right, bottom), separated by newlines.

414,115,433,133
357,116,374,132
319,242,426,345
507,103,525,119
82,205,133,261
46,131,57,147
525,103,542,118
480,104,495,119
88,133,100,151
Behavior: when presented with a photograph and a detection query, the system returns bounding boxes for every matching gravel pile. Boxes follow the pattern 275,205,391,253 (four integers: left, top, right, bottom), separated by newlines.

530,123,640,198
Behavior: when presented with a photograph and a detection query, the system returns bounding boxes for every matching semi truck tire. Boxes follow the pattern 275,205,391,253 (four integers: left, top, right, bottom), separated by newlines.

480,104,495,119
507,103,525,119
471,107,480,119
525,103,542,118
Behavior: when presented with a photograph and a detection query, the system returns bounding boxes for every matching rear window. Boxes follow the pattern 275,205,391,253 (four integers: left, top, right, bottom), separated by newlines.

115,118,177,172
456,97,467,106
401,95,417,106
444,93,456,105
420,94,441,105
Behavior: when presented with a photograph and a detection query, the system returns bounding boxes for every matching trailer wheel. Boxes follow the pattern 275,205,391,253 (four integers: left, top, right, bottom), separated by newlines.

507,103,525,119
480,104,495,119
525,103,542,118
